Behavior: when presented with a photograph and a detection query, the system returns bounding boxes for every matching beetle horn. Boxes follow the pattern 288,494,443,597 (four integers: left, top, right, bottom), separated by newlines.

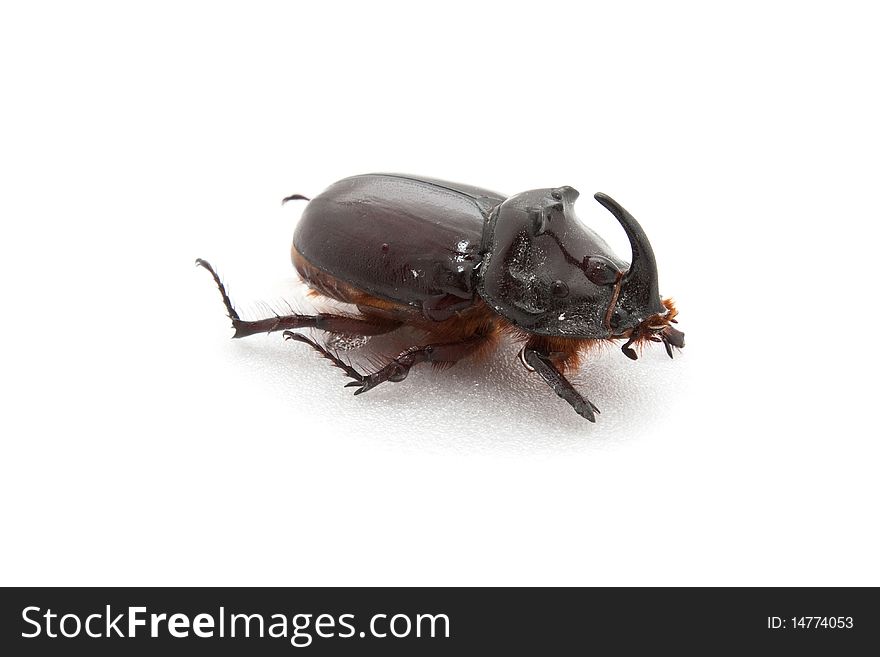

593,193,664,320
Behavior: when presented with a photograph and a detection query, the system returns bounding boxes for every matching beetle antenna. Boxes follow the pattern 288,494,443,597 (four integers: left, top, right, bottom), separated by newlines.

282,193,311,205
621,335,639,361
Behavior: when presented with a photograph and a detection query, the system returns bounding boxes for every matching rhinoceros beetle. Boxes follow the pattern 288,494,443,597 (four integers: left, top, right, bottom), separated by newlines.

197,173,684,421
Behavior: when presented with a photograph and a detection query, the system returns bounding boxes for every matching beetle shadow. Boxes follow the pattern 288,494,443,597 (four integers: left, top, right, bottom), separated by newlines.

205,274,689,454
224,322,688,455
364,330,683,452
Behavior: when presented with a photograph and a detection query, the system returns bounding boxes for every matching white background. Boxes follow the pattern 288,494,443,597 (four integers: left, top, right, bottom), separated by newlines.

2,1,878,586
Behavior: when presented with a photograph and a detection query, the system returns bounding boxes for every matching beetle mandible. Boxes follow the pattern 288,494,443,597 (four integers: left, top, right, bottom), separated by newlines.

197,173,684,421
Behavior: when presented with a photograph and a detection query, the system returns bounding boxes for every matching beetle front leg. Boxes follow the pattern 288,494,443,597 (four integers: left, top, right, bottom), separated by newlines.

521,347,600,422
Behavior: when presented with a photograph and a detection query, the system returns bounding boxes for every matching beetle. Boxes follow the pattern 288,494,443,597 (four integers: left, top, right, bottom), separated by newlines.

197,173,684,421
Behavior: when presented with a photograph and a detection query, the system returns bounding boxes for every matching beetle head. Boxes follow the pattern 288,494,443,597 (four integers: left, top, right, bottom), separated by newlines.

477,186,626,338
597,192,686,360
478,187,675,347
593,193,667,334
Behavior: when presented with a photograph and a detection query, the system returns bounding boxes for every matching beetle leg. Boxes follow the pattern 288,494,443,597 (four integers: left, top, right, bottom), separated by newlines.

521,347,600,422
228,311,398,340
344,335,486,396
281,193,310,205
196,259,400,338
196,258,239,322
282,331,365,383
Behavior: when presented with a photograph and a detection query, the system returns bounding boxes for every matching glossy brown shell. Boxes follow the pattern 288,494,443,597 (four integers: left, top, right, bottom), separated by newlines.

292,174,505,321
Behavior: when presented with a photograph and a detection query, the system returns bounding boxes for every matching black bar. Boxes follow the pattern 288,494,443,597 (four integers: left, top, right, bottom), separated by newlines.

1,587,875,655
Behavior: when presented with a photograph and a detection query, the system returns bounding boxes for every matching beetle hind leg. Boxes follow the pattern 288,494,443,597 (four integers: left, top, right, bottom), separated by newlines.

196,258,240,323
196,258,400,338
